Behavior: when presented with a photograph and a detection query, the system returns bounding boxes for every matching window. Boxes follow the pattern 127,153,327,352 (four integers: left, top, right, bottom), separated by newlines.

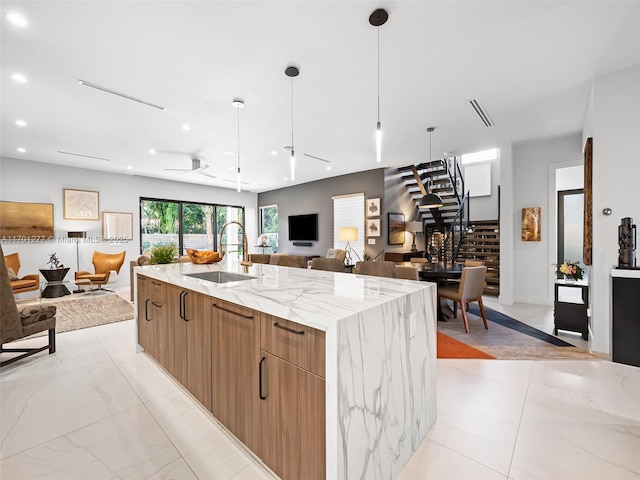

332,193,365,261
460,148,497,165
140,198,244,259
259,204,279,251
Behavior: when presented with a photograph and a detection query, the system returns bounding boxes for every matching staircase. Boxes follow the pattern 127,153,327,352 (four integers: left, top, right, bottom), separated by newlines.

397,158,469,264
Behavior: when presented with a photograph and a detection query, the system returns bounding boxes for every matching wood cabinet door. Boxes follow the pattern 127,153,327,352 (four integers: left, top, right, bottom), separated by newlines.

211,300,260,453
184,290,211,410
136,275,156,357
169,285,211,410
259,351,326,480
149,280,172,374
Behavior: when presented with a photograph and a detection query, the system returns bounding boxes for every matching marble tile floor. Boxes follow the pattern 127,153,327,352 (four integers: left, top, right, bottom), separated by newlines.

2,305,639,479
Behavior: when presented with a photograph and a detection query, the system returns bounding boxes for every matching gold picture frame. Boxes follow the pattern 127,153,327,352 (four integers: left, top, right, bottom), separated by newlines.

102,211,133,240
522,207,541,241
0,201,54,239
63,189,99,220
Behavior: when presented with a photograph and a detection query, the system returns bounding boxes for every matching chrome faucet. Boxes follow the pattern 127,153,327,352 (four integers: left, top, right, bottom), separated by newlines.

218,221,252,266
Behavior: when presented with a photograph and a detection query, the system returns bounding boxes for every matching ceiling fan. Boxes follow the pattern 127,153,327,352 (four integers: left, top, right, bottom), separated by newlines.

163,156,218,179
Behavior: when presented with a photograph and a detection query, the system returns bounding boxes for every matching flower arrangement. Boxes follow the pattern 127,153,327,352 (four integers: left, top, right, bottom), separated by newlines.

556,260,584,281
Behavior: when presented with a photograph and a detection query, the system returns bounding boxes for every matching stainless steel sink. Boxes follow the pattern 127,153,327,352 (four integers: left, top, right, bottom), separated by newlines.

185,271,256,284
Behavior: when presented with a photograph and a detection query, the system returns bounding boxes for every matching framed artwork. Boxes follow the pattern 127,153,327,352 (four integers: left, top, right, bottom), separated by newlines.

522,207,541,241
0,201,54,239
366,197,380,217
102,211,133,240
63,189,99,220
464,162,492,197
388,212,405,245
367,218,381,237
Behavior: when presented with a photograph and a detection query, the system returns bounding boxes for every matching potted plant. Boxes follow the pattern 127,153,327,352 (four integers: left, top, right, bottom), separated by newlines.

148,243,178,265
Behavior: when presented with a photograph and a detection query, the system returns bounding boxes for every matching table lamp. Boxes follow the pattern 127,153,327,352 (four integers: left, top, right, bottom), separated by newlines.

338,227,358,265
68,231,86,293
406,221,422,252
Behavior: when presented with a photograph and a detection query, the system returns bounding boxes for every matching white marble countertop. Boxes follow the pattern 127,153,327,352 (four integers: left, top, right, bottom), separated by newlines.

135,260,435,331
611,267,640,279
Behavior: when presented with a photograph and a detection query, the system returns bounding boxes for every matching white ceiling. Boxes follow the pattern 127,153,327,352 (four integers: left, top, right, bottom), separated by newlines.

3,1,640,193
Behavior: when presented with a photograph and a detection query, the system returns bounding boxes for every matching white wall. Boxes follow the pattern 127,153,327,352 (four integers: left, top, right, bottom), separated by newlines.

589,64,640,354
511,133,583,305
0,157,258,294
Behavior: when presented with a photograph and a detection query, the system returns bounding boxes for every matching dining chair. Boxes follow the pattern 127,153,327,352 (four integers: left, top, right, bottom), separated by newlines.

310,258,345,272
437,266,488,333
410,257,428,264
355,261,396,278
464,259,485,267
395,265,419,280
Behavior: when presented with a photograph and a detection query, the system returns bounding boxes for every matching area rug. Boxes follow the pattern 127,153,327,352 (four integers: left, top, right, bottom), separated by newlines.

437,332,495,359
437,305,599,360
52,295,134,333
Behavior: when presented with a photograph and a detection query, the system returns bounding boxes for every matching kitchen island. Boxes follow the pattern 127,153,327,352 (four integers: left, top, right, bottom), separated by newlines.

135,260,437,480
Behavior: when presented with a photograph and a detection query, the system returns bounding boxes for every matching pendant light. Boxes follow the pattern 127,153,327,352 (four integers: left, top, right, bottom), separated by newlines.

369,8,388,163
232,98,244,192
419,127,444,209
285,66,299,181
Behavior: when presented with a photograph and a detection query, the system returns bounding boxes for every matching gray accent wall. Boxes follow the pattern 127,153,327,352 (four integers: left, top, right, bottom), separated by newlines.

258,169,385,258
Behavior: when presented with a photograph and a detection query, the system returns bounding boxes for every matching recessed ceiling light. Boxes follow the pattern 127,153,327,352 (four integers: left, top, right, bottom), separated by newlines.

148,149,156,154
11,73,27,83
271,150,278,156
326,166,332,171
17,147,26,153
127,165,133,170
15,119,27,127
283,177,288,181
223,151,235,156
6,12,28,27
181,124,190,131
228,166,234,171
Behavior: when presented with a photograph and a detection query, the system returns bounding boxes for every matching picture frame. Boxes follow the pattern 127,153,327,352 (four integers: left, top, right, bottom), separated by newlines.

0,201,54,239
367,218,381,237
522,207,541,241
366,197,380,217
464,162,492,197
388,212,405,245
63,188,99,220
102,211,133,240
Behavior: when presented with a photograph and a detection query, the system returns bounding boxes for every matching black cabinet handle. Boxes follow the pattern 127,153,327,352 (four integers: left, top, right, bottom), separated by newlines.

145,299,151,321
212,303,254,319
259,356,266,400
151,301,162,308
152,281,162,286
181,291,189,321
273,322,305,335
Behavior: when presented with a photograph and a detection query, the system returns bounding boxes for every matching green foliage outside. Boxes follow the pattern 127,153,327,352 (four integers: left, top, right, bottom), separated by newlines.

148,243,178,264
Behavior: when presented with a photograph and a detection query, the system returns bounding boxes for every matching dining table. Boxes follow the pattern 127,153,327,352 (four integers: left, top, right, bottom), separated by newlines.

412,262,464,321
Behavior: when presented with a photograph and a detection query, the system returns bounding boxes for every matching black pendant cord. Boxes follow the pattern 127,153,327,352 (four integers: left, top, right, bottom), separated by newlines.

377,26,380,123
291,76,294,153
237,104,240,176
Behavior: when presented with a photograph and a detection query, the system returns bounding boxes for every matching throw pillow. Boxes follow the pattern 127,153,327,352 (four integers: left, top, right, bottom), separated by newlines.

7,267,18,280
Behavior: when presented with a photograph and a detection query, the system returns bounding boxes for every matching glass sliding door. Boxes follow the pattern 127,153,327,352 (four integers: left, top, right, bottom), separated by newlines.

182,203,215,252
140,199,180,253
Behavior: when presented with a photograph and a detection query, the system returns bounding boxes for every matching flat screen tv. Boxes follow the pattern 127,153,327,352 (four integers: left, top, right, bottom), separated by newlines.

288,213,318,241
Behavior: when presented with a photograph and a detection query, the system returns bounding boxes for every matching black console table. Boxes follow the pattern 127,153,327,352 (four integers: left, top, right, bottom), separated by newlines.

612,271,640,367
554,279,589,340
39,267,71,298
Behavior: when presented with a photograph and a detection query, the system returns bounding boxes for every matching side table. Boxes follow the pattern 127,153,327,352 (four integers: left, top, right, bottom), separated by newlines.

39,267,71,298
554,279,589,340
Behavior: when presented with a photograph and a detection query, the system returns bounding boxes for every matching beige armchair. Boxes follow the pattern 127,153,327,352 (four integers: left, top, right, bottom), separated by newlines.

395,265,419,280
1,245,56,367
326,248,346,262
3,252,40,295
75,251,126,293
437,266,488,333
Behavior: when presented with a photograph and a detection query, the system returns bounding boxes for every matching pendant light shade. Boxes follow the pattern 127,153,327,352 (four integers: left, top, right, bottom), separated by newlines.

232,98,244,193
369,9,388,163
285,66,299,182
418,127,444,209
